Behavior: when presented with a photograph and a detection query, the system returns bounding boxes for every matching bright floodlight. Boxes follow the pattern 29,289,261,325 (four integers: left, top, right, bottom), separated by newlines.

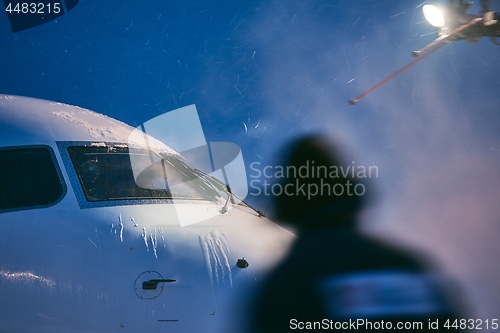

423,4,445,27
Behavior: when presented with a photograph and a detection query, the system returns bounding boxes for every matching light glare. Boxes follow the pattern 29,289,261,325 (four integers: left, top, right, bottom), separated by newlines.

423,5,445,27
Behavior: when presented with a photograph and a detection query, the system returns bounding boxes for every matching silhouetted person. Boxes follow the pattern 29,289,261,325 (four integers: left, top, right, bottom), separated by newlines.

252,135,462,332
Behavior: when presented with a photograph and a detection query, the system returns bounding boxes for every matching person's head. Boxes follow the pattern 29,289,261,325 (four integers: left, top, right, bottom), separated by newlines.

274,135,367,230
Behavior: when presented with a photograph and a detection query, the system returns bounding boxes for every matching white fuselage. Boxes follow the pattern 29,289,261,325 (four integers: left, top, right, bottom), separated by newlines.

0,95,294,333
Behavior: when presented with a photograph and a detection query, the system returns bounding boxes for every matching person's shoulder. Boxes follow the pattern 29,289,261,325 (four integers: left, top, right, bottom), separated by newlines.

350,231,424,270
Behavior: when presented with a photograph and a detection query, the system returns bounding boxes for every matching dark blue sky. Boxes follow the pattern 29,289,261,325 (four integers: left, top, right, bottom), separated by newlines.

1,0,499,318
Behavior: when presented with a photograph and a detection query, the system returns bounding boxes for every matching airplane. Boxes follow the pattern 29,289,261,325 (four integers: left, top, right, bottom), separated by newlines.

349,0,499,104
0,94,295,332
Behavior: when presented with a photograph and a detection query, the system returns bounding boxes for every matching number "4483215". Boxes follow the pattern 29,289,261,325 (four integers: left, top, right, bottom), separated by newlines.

445,319,499,330
5,2,62,14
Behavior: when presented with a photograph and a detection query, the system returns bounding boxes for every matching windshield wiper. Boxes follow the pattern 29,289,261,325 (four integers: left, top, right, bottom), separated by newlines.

196,171,265,218
190,169,231,214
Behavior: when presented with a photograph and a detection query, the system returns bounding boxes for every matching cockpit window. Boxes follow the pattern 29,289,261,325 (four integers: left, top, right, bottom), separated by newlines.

67,145,223,204
0,146,66,212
